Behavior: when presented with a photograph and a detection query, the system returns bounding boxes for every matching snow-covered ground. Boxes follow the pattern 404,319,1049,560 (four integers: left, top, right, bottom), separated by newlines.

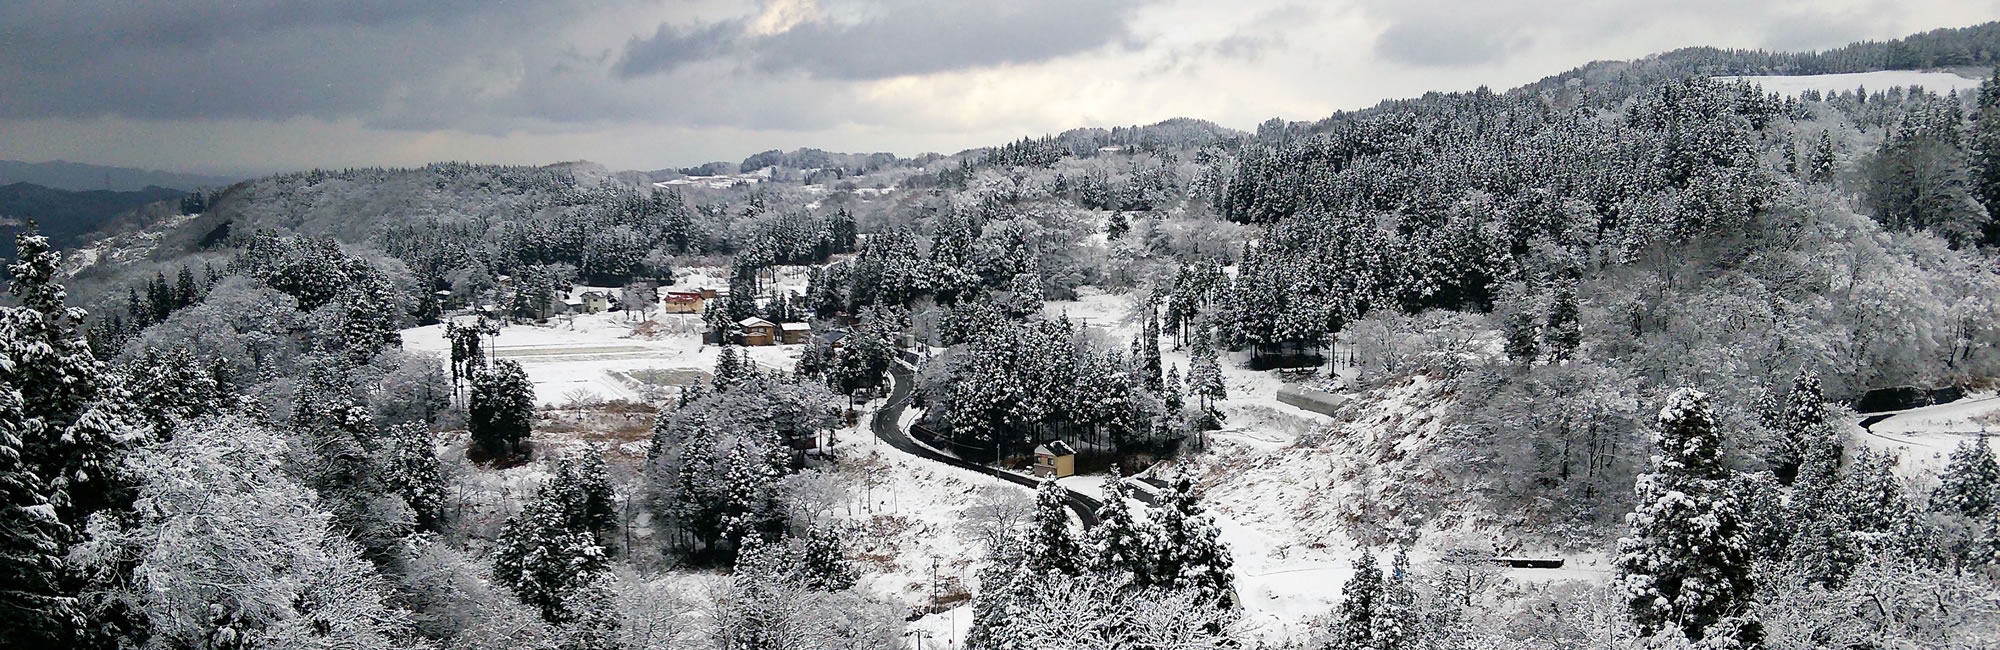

1041,286,1606,644
827,403,1026,646
400,267,824,406
1716,70,1982,97
402,310,801,407
1851,393,2000,477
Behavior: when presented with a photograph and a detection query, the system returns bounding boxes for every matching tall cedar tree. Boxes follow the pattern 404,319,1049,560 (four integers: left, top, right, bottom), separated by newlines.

470,359,535,460
1022,480,1082,576
1615,389,1761,646
1152,474,1235,609
1972,66,2000,244
492,478,610,625
1087,468,1152,584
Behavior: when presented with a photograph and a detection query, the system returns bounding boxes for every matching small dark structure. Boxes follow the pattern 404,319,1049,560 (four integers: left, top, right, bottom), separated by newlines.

1492,557,1565,569
1851,385,1964,413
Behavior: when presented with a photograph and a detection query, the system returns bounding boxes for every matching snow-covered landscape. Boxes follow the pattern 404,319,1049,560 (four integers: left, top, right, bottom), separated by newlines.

14,9,2000,650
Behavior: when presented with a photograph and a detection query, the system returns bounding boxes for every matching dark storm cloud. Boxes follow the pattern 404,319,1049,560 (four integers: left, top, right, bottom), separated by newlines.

0,0,589,122
614,0,1155,80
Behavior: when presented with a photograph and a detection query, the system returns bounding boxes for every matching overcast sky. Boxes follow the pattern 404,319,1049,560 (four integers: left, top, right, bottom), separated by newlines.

4,0,1996,176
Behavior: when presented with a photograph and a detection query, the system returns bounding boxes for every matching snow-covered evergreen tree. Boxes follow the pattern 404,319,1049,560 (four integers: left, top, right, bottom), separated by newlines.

1615,388,1761,646
796,522,858,592
469,359,534,461
1370,550,1419,650
1325,548,1382,650
493,479,610,625
1151,474,1235,609
1021,480,1082,576
1086,467,1153,585
382,422,447,532
0,366,76,646
1935,434,1999,519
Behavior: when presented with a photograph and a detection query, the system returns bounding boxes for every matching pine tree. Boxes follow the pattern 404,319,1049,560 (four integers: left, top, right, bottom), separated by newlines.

1187,322,1227,412
1502,311,1540,363
382,422,447,532
1935,434,2000,519
1785,430,1857,587
1768,372,1836,485
1163,365,1185,415
0,370,77,646
713,345,748,392
963,536,1028,650
5,230,111,516
1326,549,1382,650
469,359,534,461
493,480,610,625
1808,131,1838,183
1152,474,1235,609
1542,283,1581,363
1087,468,1153,585
552,448,618,538
1021,480,1082,576
797,522,858,592
1370,550,1419,650
1614,388,1760,646
1973,65,2000,244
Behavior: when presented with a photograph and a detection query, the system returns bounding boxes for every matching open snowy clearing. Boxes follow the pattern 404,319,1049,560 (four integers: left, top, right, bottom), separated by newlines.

402,310,801,407
1851,393,2000,477
1716,70,1982,97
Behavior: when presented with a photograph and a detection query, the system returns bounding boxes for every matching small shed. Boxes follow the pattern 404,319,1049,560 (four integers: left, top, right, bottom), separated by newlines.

662,291,704,314
739,317,779,346
1276,385,1347,417
780,321,813,345
1033,440,1076,478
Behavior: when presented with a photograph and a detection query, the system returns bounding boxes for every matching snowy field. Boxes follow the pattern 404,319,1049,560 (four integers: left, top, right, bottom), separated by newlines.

1851,393,2000,477
1716,70,1982,97
401,267,819,406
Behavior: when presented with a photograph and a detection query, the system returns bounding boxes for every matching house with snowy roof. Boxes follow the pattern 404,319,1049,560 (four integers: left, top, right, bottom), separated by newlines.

738,316,778,346
1033,440,1076,478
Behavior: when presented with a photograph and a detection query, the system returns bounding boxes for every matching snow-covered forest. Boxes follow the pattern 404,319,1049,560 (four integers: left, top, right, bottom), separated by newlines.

9,20,2000,650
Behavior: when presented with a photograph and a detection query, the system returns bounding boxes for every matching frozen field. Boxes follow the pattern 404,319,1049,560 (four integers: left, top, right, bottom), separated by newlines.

1852,393,2000,477
1716,70,1982,96
402,310,801,407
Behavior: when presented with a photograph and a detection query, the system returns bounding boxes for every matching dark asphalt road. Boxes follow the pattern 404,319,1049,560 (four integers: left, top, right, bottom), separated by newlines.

872,360,1103,527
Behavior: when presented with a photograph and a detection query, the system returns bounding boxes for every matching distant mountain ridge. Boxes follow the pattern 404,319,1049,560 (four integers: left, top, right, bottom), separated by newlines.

0,160,239,193
0,182,185,258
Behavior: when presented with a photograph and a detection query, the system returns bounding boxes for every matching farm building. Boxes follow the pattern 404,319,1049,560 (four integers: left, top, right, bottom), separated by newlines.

739,317,779,346
662,290,704,314
1033,440,1076,478
780,321,813,344
557,288,611,315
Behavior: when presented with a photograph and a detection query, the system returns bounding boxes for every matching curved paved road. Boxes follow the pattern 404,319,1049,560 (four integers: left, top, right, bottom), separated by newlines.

872,360,1103,527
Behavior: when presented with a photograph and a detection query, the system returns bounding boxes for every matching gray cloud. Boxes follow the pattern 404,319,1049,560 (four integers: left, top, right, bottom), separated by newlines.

615,0,1154,80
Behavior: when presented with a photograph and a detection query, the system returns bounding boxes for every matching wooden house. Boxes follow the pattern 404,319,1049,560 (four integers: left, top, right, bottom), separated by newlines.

780,322,813,345
739,317,779,346
662,290,704,314
1033,440,1076,478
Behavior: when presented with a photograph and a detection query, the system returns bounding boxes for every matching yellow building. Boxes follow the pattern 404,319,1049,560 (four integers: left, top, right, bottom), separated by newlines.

1033,440,1076,478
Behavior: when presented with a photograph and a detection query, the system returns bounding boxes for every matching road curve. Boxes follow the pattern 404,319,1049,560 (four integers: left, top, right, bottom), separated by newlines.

872,360,1103,527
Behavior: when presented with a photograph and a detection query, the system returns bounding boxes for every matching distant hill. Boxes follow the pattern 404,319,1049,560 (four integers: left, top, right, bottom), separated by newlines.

0,182,185,257
0,160,239,193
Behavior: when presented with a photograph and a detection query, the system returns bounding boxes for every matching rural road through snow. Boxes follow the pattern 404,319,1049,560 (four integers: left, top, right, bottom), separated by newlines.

871,359,1104,527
